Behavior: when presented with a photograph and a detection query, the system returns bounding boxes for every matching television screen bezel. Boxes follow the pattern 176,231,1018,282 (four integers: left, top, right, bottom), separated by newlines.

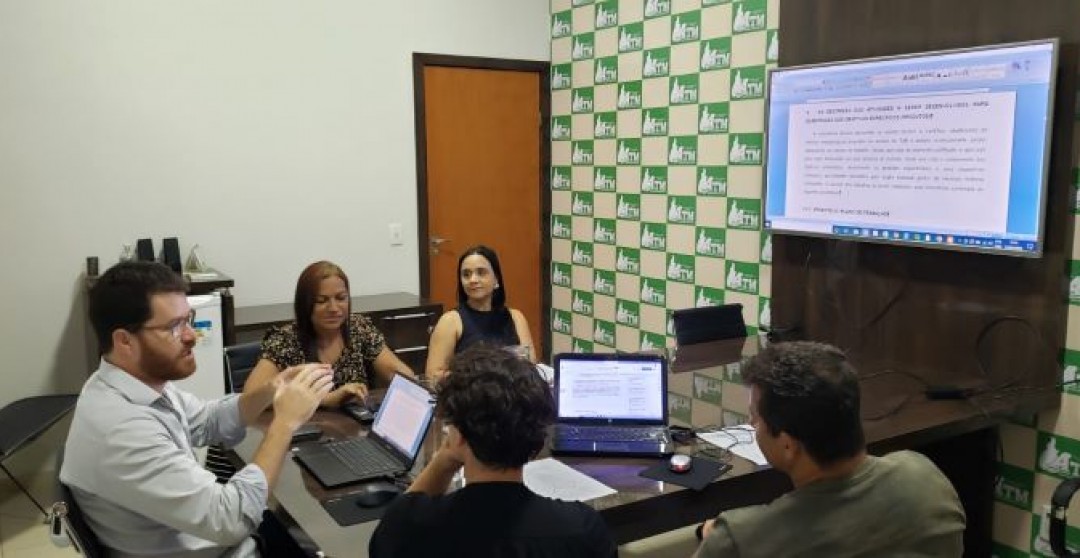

762,38,1060,258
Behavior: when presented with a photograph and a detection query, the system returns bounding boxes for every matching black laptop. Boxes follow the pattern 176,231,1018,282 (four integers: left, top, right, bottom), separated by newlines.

671,303,747,346
293,375,435,488
551,352,673,457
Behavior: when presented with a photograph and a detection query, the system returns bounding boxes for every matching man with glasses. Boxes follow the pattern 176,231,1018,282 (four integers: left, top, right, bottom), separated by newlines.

61,261,334,557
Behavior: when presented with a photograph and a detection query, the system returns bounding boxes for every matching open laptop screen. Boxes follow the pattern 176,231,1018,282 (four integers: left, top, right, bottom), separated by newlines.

556,355,665,422
371,375,434,459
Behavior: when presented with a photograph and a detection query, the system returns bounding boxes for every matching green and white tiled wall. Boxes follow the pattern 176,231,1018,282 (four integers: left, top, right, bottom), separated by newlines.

550,0,777,357
549,1,1080,555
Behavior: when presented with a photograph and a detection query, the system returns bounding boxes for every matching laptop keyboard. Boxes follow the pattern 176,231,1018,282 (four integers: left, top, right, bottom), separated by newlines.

556,425,668,442
325,438,400,477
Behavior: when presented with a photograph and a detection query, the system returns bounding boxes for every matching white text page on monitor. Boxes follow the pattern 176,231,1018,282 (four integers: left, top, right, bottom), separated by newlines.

785,91,1016,231
373,378,432,457
764,41,1056,255
558,359,663,421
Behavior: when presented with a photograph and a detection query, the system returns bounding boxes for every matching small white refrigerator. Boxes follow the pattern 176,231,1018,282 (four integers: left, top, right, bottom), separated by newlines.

173,293,226,462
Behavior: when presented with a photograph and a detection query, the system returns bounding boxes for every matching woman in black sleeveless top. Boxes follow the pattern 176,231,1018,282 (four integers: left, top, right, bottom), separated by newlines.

425,245,535,380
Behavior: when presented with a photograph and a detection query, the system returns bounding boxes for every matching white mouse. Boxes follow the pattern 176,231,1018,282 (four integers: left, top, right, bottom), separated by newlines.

669,453,693,474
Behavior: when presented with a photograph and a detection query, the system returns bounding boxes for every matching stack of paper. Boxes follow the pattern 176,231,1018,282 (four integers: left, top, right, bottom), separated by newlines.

523,458,616,502
697,425,770,466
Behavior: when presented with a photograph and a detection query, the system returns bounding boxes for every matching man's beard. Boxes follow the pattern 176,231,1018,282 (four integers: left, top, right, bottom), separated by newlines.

139,340,197,383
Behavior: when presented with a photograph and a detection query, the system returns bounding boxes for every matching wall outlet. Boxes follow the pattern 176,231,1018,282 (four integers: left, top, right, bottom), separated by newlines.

389,223,404,246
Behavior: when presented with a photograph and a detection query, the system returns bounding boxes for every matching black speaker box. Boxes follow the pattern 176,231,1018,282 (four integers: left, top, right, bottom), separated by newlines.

135,238,155,262
162,237,182,273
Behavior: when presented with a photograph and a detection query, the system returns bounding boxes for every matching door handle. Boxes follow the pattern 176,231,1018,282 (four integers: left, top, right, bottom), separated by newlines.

429,236,448,255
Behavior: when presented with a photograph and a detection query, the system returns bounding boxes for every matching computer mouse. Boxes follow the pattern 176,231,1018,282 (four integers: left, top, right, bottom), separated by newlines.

669,453,693,474
354,481,402,508
342,402,374,424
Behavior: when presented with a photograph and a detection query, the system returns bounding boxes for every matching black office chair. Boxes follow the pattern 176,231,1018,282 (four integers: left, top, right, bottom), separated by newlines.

0,394,79,516
51,447,104,558
1050,477,1080,556
206,341,263,482
671,303,747,346
223,341,263,394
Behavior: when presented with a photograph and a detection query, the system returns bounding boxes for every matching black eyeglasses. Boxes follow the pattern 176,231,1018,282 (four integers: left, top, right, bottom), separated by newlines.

140,310,196,340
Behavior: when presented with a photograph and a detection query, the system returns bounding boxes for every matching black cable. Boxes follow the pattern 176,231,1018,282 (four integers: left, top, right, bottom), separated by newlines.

972,315,1059,392
857,367,930,387
858,279,908,331
860,392,917,421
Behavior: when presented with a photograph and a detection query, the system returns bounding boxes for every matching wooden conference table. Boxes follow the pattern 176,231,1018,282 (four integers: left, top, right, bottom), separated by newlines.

230,337,1056,557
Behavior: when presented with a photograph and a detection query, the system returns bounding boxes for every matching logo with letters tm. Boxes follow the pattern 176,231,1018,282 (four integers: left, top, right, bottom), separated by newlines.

697,166,727,195
571,192,594,216
727,198,762,230
571,241,594,266
666,253,695,283
593,167,616,191
641,166,668,193
731,67,766,100
725,261,759,294
551,63,571,90
640,277,667,306
572,33,595,61
551,166,571,190
593,269,616,295
593,319,616,347
551,262,572,288
729,133,763,165
616,299,640,327
595,1,618,29
640,222,667,251
551,10,571,38
593,218,616,245
732,0,767,34
617,194,641,220
551,309,572,334
572,289,594,316
700,38,731,71
572,338,594,353
616,247,641,274
994,463,1033,510
696,227,726,257
551,215,571,239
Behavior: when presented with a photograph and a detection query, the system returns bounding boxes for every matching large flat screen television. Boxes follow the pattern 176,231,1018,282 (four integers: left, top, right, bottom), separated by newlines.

764,39,1058,256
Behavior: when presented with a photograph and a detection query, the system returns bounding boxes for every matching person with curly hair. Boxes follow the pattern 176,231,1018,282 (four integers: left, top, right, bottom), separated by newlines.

370,344,616,558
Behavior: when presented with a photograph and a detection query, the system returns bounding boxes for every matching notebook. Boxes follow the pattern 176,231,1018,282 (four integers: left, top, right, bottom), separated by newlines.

551,352,673,457
671,303,746,346
293,375,435,489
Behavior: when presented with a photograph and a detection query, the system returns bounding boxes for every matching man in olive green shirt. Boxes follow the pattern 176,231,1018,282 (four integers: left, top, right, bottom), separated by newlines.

695,342,966,558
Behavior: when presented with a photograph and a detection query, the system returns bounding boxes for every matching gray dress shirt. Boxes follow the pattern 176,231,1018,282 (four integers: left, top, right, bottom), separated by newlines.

60,359,268,558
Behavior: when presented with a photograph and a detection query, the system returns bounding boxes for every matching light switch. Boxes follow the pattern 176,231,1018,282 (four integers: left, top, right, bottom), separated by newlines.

389,223,404,246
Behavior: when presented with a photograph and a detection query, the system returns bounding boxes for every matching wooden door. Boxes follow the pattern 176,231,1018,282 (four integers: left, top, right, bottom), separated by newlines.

416,59,549,356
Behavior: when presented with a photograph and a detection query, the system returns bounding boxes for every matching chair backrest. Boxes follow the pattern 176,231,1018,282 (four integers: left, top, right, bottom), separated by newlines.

57,483,104,558
54,449,104,558
671,303,747,346
224,341,263,394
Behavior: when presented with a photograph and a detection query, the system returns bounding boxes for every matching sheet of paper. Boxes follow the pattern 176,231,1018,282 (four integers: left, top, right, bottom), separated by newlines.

697,425,770,466
523,458,616,502
535,363,554,384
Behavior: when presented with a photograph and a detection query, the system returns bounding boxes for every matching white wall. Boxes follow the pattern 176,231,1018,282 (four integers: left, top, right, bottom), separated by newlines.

0,0,548,474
